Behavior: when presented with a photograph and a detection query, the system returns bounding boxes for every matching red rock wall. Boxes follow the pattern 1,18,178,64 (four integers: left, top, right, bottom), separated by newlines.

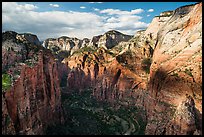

2,51,64,135
145,2,202,135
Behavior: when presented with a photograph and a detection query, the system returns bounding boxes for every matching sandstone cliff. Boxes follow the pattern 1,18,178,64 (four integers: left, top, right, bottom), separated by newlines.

2,31,64,135
61,2,202,135
43,36,90,55
145,2,202,135
89,30,133,49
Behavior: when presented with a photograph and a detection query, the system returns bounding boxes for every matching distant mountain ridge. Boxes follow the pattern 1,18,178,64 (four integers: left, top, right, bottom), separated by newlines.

42,30,133,55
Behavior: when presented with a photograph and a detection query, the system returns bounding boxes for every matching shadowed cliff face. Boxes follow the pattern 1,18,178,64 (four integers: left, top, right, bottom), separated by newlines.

61,2,202,135
2,31,64,135
164,95,200,135
63,46,148,103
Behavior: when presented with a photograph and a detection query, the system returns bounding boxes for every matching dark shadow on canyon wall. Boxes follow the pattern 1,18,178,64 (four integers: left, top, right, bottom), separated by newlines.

112,69,121,86
148,68,201,99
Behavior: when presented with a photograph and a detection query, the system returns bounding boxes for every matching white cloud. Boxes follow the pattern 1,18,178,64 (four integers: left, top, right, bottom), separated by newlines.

107,17,119,23
23,4,38,10
2,2,149,41
131,9,144,14
80,6,86,9
2,2,104,40
2,2,38,13
49,4,59,8
93,8,100,11
148,9,154,12
103,14,148,33
100,8,144,15
147,14,150,17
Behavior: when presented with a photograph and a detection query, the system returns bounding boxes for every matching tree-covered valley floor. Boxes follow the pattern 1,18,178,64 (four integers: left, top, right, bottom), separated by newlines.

46,88,147,135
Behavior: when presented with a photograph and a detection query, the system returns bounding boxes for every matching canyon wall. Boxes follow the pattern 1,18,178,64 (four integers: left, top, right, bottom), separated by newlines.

2,31,64,135
43,36,90,55
145,2,202,135
63,2,202,135
89,30,133,49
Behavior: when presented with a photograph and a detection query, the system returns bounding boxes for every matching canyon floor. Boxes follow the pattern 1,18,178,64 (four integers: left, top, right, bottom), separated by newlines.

46,88,146,135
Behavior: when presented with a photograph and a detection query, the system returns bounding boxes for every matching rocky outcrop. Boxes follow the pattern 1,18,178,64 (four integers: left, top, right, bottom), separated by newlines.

81,38,91,48
2,31,64,135
63,44,147,104
165,95,198,135
149,1,202,111
159,10,173,17
89,30,133,49
16,33,41,46
144,13,172,49
145,2,202,135
62,2,202,135
88,35,102,48
43,36,90,55
43,30,132,56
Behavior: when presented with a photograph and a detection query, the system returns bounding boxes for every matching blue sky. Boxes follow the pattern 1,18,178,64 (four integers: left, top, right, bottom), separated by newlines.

2,2,197,41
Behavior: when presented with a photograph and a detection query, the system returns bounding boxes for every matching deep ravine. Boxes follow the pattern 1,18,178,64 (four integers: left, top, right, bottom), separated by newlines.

46,88,147,135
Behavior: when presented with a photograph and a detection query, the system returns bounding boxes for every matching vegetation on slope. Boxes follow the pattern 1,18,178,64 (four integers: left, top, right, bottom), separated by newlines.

2,73,13,92
141,57,152,74
46,88,147,135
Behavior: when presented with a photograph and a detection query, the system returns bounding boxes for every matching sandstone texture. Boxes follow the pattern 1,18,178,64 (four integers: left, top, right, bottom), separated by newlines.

62,2,202,135
43,36,90,55
89,30,133,49
145,2,202,135
2,31,64,135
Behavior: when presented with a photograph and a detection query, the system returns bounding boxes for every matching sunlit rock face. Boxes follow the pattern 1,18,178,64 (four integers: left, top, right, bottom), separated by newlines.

145,2,202,135
63,2,202,135
89,30,133,49
43,36,90,55
2,31,64,135
63,44,148,104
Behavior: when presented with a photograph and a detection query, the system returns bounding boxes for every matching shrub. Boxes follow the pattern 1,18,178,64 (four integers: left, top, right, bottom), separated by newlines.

2,73,12,91
171,73,178,77
25,60,35,67
73,47,95,55
184,68,193,77
141,58,152,74
14,68,20,74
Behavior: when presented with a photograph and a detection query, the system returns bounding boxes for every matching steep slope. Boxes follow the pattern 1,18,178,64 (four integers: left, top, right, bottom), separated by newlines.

145,2,202,135
60,2,202,135
62,44,149,102
2,31,64,135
